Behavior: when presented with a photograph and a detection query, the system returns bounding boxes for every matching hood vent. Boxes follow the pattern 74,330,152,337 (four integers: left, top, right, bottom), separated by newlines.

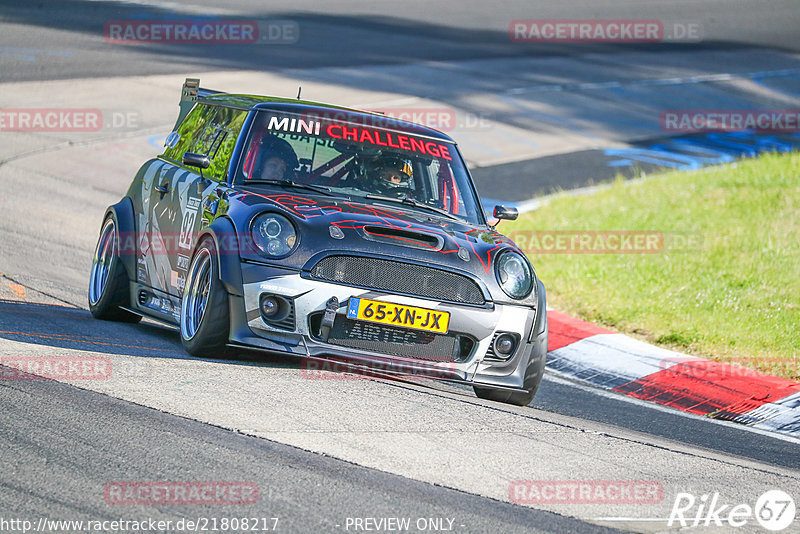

361,225,444,251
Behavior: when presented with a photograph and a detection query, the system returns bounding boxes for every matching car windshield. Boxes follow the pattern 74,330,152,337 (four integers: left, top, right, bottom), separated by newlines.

235,110,485,224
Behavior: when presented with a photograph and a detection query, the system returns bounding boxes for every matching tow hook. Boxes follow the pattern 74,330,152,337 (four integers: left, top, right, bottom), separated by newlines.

320,296,339,342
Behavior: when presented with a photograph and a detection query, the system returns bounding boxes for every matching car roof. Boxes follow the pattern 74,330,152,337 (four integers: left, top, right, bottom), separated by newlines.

199,93,456,143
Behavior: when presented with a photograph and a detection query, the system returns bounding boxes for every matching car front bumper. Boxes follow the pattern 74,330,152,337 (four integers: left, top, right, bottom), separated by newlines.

228,262,547,392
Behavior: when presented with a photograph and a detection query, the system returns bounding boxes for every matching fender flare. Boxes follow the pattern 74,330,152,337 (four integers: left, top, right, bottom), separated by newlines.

196,217,244,297
533,279,547,336
103,197,137,282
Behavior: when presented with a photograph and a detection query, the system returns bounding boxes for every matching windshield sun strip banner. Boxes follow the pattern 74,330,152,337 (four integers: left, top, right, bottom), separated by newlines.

262,113,454,161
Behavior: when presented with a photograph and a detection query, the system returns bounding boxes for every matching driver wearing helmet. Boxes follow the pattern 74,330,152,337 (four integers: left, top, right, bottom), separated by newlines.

252,135,298,181
363,155,414,197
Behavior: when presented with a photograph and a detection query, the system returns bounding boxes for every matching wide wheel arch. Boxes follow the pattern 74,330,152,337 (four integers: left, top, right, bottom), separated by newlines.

101,197,137,285
194,216,244,298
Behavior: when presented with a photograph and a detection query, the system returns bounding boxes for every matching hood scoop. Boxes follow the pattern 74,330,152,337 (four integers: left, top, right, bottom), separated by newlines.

361,225,444,251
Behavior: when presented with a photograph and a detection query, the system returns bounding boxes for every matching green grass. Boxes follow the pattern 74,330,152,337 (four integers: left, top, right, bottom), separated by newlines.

503,151,800,379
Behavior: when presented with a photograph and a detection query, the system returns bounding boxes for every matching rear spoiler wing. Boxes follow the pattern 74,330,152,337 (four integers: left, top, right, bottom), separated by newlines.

172,78,222,130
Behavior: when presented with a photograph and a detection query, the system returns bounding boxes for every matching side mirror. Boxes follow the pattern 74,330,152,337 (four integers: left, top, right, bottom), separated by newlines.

183,152,210,169
493,205,518,221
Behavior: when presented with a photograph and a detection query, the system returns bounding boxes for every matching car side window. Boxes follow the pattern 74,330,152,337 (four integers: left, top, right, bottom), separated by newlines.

162,104,247,182
162,104,214,166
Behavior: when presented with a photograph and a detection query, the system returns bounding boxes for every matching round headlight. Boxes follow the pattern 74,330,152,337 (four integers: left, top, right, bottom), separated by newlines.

251,213,297,257
495,251,533,299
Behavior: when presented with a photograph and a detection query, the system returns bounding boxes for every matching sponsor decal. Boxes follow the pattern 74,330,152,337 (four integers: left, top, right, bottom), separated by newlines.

137,233,149,254
267,115,322,135
266,114,453,161
149,296,177,317
136,256,147,282
326,124,452,160
178,198,200,250
176,254,191,270
170,270,186,291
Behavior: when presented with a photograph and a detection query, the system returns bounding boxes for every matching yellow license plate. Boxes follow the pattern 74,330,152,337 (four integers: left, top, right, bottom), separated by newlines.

346,297,450,334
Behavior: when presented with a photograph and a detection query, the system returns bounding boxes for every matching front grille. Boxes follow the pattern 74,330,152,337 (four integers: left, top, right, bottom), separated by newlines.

309,255,485,305
484,332,501,361
328,316,454,361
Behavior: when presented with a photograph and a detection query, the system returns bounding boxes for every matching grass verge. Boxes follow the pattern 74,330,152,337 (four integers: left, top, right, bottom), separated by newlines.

503,151,800,380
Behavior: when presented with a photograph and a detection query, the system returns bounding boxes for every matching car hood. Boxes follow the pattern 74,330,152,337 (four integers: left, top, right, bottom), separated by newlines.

230,190,521,280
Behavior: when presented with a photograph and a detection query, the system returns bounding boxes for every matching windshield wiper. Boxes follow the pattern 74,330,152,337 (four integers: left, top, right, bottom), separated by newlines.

365,194,460,221
244,179,334,196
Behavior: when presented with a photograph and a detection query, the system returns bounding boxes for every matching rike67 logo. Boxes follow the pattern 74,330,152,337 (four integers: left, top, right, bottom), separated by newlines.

669,490,796,531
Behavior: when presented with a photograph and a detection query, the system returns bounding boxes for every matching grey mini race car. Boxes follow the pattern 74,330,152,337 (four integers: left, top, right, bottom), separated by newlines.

89,78,547,405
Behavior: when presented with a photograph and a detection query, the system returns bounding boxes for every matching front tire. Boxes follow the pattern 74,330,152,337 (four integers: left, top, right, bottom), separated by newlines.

473,354,545,406
180,237,231,358
88,216,141,323
474,318,548,406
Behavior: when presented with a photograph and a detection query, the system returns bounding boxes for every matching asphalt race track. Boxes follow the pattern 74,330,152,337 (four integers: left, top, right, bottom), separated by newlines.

1,1,799,532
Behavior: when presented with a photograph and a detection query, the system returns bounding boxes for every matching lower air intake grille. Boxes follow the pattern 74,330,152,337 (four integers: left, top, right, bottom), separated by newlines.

326,316,457,361
310,255,485,305
267,301,295,331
